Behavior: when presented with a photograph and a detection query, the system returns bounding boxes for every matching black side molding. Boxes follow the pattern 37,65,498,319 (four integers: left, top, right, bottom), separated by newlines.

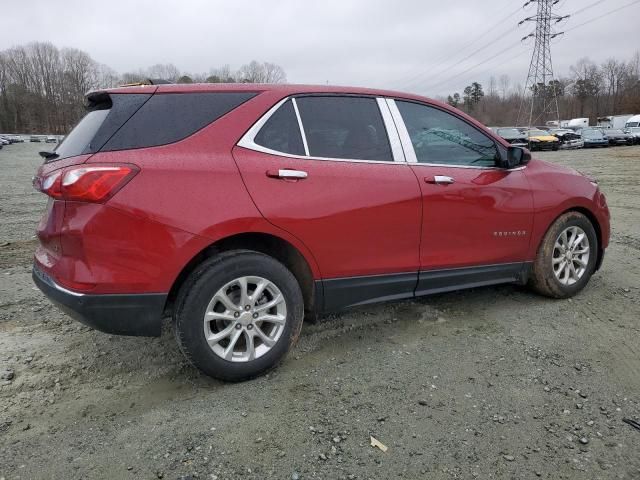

415,262,531,297
318,262,532,314
321,272,418,313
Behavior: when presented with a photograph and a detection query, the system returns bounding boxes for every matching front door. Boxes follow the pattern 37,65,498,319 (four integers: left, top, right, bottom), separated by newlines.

233,95,423,310
390,99,534,292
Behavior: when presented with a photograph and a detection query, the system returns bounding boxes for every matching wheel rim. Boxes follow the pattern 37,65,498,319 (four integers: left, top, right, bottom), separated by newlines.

552,226,590,286
203,276,287,362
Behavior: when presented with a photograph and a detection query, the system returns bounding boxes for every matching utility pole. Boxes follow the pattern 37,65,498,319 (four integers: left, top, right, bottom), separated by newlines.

517,0,568,127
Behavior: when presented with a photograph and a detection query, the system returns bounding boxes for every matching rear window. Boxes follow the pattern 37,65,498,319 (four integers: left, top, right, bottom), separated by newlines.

53,109,110,160
101,92,257,151
51,93,151,162
254,99,305,155
296,96,393,161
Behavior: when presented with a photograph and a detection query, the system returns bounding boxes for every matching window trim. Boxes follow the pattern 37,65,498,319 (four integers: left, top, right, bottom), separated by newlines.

388,98,526,171
237,95,406,164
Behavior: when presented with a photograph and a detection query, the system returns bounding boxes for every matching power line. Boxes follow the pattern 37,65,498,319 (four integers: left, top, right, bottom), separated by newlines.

395,0,638,100
392,2,523,89
422,40,524,93
570,0,606,16
564,0,640,32
402,23,520,91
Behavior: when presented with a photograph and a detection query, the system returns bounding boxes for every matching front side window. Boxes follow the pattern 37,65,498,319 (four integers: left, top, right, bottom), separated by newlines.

254,100,305,155
296,96,393,161
396,100,499,167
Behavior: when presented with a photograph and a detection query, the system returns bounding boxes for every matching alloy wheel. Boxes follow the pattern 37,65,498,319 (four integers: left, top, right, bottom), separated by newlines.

552,226,590,286
203,276,287,362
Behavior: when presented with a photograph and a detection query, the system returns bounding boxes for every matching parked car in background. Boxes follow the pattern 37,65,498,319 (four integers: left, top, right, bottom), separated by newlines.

45,136,58,143
29,135,42,142
580,128,609,148
604,128,634,146
0,137,10,146
495,127,528,147
32,83,610,381
625,126,640,144
550,129,583,149
526,129,560,151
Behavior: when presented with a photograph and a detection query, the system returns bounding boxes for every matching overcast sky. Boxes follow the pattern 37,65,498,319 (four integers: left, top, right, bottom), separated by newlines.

2,0,639,97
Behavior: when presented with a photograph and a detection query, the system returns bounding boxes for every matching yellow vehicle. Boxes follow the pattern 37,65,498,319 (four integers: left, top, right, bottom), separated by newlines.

526,129,560,151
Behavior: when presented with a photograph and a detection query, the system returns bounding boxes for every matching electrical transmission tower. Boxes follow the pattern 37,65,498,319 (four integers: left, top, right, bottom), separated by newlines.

517,0,568,127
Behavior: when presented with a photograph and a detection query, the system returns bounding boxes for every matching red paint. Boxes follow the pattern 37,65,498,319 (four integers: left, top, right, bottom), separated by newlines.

413,165,534,269
33,83,610,297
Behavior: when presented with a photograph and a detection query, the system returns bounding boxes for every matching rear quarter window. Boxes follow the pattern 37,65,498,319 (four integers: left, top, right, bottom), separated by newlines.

51,93,151,161
101,92,257,151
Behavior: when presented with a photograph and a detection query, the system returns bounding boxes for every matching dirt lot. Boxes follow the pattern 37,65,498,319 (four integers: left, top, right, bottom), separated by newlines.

0,143,639,480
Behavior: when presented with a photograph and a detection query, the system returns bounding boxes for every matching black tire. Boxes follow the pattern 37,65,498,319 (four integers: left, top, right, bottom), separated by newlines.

529,211,598,299
174,250,304,381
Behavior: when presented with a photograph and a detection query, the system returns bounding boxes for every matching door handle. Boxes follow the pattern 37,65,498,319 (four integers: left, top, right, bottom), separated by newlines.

425,175,455,185
266,169,308,180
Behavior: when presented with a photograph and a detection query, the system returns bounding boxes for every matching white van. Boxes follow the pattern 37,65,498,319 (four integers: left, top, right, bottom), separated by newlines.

625,114,640,128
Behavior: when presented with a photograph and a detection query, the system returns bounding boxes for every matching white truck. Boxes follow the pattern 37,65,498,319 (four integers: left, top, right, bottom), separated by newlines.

597,114,634,129
624,114,640,128
563,118,589,130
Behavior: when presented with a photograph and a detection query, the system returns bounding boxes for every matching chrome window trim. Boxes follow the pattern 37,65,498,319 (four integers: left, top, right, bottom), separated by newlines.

291,97,310,156
237,95,407,165
409,162,527,172
377,97,406,162
386,98,527,172
386,98,417,163
237,97,291,154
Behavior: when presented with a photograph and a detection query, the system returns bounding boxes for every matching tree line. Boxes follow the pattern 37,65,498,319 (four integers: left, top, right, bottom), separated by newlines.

0,42,287,134
444,52,640,126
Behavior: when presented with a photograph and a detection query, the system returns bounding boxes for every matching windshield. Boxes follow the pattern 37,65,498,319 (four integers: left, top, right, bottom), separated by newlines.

528,130,548,136
582,129,603,138
497,128,522,138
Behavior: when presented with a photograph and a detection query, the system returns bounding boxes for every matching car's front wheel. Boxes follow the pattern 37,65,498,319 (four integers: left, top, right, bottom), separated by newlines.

529,212,598,298
174,250,304,381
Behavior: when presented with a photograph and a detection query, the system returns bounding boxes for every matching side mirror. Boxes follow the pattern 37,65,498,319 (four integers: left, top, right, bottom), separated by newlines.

502,146,531,169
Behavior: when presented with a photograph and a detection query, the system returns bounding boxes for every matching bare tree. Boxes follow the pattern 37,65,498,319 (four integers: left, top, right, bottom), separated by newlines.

499,74,511,100
237,60,286,83
146,63,180,82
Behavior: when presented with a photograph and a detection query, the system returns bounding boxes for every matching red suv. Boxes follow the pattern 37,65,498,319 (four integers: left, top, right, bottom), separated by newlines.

33,83,610,381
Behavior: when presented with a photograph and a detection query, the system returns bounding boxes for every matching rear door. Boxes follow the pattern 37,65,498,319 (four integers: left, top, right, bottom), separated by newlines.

387,99,534,293
233,95,422,310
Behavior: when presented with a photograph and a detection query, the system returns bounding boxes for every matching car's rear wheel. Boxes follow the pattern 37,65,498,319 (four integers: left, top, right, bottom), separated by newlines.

174,250,304,381
529,212,598,298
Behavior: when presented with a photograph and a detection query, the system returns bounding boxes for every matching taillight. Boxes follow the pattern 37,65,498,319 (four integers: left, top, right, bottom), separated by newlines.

37,164,139,203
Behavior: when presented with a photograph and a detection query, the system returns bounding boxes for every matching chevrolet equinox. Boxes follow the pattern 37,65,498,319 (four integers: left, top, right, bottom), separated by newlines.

32,83,610,381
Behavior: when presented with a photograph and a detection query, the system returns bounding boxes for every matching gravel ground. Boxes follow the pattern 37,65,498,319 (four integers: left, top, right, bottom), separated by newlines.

0,143,639,480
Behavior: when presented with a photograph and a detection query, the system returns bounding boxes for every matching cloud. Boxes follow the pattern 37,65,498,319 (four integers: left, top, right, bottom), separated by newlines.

2,0,638,97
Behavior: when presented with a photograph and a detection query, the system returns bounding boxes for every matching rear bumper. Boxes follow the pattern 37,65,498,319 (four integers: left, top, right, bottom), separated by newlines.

33,265,166,337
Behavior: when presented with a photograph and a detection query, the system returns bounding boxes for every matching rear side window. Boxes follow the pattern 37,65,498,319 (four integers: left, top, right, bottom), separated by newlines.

254,100,305,155
53,109,111,160
102,92,257,151
51,93,151,161
296,96,393,161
